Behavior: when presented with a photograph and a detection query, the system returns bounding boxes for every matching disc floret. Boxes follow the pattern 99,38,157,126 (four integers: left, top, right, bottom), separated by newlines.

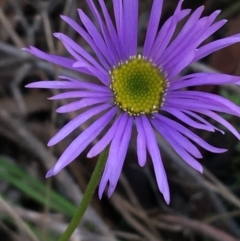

110,55,168,116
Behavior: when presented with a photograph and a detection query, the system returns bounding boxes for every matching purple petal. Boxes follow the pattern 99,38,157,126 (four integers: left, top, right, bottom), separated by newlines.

182,110,224,134
197,19,227,46
46,166,55,178
113,0,123,42
61,15,110,69
196,110,240,140
56,97,111,113
123,0,138,57
98,113,128,197
152,8,190,62
162,106,215,132
143,0,163,57
48,103,112,146
49,107,117,176
49,90,112,100
54,33,110,85
26,80,80,89
166,50,196,79
78,9,115,66
192,34,240,62
87,113,124,158
167,91,240,116
141,116,170,204
135,117,147,167
165,98,239,116
152,118,203,172
162,9,223,67
108,116,133,197
23,47,75,69
98,0,125,60
156,114,227,153
157,6,203,64
86,0,119,65
59,75,111,91
158,119,203,159
169,73,240,90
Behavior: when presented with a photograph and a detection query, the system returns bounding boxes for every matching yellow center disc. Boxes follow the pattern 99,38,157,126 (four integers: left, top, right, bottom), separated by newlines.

110,56,168,116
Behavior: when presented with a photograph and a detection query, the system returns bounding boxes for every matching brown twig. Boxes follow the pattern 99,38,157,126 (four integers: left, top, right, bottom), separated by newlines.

159,215,240,241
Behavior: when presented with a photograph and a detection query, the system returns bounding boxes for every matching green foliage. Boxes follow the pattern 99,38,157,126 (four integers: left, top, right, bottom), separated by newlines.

0,157,77,217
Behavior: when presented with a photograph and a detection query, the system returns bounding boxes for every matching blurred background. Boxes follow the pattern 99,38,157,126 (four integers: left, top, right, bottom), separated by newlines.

0,0,240,240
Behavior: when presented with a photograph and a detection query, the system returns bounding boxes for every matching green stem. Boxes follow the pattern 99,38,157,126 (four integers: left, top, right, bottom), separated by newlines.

58,149,108,241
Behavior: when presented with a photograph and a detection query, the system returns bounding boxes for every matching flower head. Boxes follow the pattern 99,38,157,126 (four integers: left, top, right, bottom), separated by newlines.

24,0,240,204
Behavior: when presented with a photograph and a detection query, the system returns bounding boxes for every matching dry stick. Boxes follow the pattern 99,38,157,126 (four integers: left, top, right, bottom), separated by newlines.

10,63,33,115
110,193,163,241
8,0,30,31
0,195,40,241
39,3,57,240
40,1,55,54
0,8,24,48
0,221,26,241
0,110,117,241
113,231,145,241
160,215,240,241
0,205,113,241
119,174,142,209
111,194,162,241
0,40,116,239
115,193,182,233
205,210,240,224
204,168,240,209
156,134,240,238
116,194,161,235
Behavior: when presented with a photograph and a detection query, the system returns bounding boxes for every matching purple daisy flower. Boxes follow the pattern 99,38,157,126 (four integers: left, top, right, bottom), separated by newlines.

24,0,240,204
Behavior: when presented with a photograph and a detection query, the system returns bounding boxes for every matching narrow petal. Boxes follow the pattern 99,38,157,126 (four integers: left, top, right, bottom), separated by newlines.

87,0,120,65
26,80,80,89
59,75,111,91
48,107,117,176
123,0,138,56
48,103,112,146
23,47,75,69
98,113,128,197
152,8,190,62
143,0,163,57
162,106,215,132
157,120,203,158
157,6,203,64
49,90,112,100
61,15,110,69
141,116,170,204
54,33,109,84
182,110,224,134
167,91,240,116
165,98,239,116
196,19,227,47
108,117,133,197
56,97,111,113
135,117,147,167
166,50,196,79
87,114,124,158
152,119,203,172
192,34,240,62
156,114,227,153
169,73,240,90
98,0,125,60
78,9,114,66
113,0,123,40
196,110,240,140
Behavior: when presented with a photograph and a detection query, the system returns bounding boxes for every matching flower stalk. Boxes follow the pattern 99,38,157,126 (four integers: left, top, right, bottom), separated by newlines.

58,148,108,241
